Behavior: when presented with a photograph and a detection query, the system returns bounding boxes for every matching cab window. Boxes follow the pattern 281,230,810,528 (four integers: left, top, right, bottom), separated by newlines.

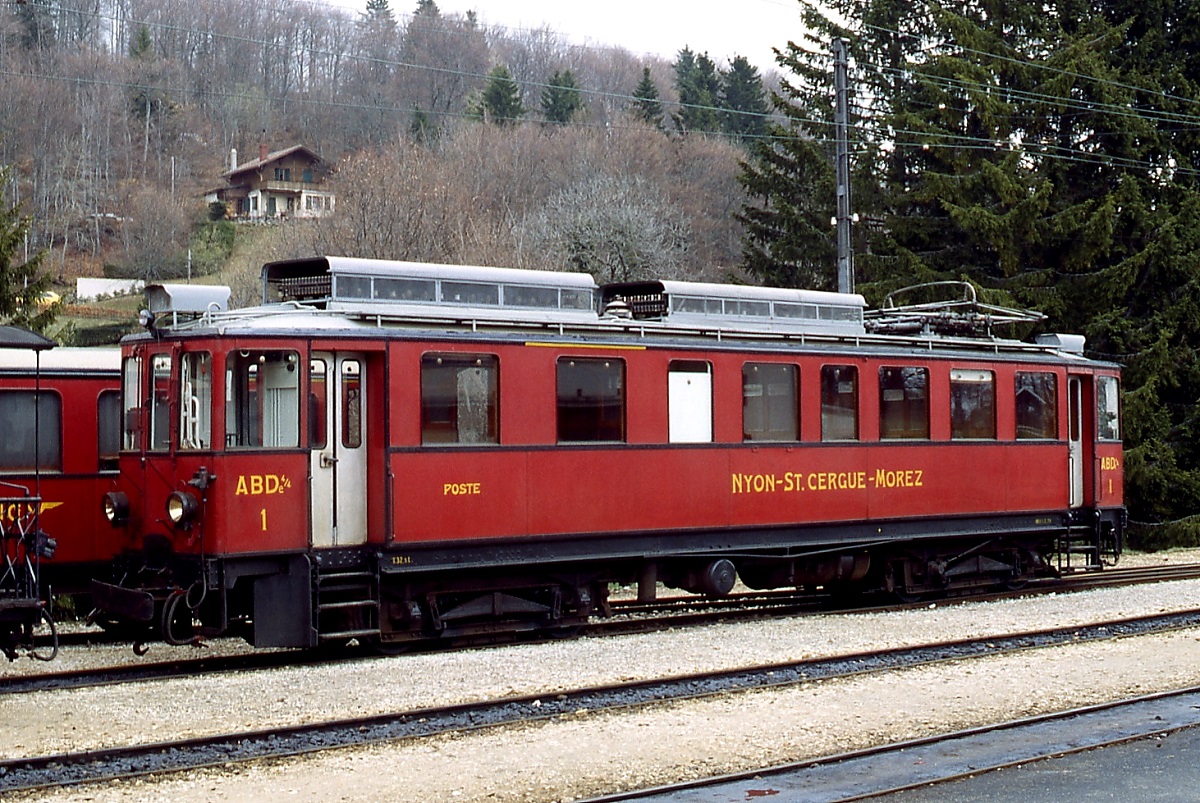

179,352,213,450
226,350,300,448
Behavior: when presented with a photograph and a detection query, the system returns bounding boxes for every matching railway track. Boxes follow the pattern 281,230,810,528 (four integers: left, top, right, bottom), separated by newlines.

6,562,1200,697
580,686,1200,802
4,607,1200,796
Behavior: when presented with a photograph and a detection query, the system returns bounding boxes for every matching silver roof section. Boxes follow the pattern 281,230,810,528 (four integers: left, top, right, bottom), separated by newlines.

0,346,119,372
262,256,598,324
145,284,231,325
601,280,867,335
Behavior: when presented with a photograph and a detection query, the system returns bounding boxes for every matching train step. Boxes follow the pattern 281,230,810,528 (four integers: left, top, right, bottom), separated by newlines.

318,627,381,641
317,599,379,612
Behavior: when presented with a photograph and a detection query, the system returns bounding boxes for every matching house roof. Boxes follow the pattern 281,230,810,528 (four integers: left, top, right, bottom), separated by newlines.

222,145,322,180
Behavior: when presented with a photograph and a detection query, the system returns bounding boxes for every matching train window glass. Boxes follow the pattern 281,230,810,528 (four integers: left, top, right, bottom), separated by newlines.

774,303,818,320
341,359,362,449
98,390,121,471
743,363,799,441
374,277,435,303
1015,371,1058,439
442,281,499,306
421,354,499,445
557,358,626,443
122,356,141,450
148,354,172,451
505,285,559,308
821,365,858,441
950,369,996,440
179,352,213,450
879,367,930,440
674,296,722,315
561,289,594,310
337,275,371,299
725,299,771,317
310,359,328,449
1097,376,1120,441
668,360,713,443
225,350,300,449
0,390,62,471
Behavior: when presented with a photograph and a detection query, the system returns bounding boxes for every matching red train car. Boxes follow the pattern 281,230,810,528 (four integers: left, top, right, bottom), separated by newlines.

0,345,122,593
0,331,120,658
91,258,1124,650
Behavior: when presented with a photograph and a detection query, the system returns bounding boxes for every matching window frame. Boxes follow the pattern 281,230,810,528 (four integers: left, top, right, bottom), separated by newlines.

950,368,997,440
0,389,63,472
821,364,859,442
742,362,799,442
556,357,626,444
1015,370,1059,440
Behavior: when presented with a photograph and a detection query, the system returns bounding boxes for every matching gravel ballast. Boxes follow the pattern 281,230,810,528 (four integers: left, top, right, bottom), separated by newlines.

5,550,1200,802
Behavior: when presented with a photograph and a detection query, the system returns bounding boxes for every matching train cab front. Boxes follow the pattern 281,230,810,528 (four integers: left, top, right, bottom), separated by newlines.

90,464,218,650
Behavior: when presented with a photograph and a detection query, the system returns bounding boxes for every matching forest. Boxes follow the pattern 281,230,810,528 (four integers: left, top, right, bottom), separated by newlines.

5,0,1200,543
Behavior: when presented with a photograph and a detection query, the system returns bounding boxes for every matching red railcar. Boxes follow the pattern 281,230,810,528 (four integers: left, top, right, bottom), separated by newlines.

0,331,120,658
91,258,1124,650
0,346,122,593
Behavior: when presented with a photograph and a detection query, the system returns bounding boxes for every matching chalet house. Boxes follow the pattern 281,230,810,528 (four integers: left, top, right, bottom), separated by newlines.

205,144,335,220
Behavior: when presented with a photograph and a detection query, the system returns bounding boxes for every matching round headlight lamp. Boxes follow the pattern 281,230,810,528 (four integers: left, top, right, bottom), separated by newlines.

166,490,200,526
103,491,130,525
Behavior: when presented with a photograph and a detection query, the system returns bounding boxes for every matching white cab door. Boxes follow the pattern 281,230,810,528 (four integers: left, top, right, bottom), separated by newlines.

310,352,368,547
1068,376,1084,509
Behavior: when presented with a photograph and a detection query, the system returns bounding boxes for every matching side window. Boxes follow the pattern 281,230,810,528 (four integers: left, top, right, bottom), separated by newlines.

121,355,141,450
821,365,858,441
743,363,798,441
0,390,62,471
98,389,121,471
1097,376,1120,441
226,350,300,448
557,357,625,443
342,359,362,449
309,358,328,449
148,354,172,451
668,360,712,443
1015,371,1058,439
879,366,929,440
950,369,996,440
179,352,213,450
421,353,499,445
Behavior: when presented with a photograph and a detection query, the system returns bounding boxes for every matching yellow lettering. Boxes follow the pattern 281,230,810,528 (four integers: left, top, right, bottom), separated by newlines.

237,475,248,495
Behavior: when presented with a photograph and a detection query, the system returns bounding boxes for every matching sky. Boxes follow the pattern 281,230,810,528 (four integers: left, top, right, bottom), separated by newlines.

328,0,807,71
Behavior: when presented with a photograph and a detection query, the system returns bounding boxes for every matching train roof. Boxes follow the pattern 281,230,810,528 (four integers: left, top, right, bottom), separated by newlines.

0,346,120,373
130,258,1112,366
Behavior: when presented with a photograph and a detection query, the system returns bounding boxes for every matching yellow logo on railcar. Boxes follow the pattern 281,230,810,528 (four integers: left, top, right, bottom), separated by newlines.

0,501,63,523
235,474,292,495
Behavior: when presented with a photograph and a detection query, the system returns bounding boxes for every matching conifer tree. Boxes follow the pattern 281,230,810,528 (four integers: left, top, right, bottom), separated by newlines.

0,166,56,332
720,56,769,142
541,70,584,125
632,67,664,128
473,65,526,125
673,48,722,133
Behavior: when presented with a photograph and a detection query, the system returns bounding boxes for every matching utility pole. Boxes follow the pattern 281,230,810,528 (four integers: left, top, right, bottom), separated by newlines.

832,37,854,295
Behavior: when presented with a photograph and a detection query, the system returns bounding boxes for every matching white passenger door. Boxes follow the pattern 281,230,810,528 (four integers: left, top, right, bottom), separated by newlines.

310,352,368,547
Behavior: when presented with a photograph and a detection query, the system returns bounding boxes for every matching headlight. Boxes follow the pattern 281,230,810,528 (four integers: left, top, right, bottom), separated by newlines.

103,491,130,524
166,490,200,526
